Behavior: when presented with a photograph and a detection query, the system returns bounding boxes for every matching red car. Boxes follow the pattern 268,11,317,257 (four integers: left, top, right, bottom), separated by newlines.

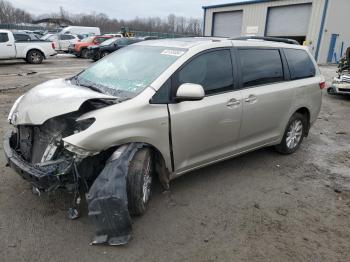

69,35,113,58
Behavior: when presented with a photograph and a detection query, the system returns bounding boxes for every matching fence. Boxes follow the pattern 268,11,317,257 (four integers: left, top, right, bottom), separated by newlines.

0,23,196,38
131,30,194,38
0,23,46,31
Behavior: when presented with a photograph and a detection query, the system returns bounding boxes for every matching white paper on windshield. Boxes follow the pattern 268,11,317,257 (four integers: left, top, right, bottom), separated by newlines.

161,49,185,57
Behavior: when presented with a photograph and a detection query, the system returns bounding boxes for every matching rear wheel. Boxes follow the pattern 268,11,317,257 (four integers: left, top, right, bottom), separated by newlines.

127,148,153,216
275,113,307,154
26,50,44,64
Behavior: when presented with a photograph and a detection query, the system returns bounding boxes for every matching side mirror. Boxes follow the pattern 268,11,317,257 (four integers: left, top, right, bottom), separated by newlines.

176,83,205,101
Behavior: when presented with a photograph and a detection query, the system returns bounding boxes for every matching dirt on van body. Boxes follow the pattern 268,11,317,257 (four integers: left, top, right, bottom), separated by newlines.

0,58,349,262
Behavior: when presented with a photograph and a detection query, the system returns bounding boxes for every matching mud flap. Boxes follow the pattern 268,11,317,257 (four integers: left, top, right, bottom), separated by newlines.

86,143,141,246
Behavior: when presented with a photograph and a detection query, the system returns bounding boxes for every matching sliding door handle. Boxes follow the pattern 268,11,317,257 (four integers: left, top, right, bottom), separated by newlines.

227,98,240,107
245,95,257,103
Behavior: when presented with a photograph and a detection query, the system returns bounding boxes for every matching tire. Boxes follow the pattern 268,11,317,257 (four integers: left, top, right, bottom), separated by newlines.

275,113,307,154
26,50,44,64
80,48,88,59
127,148,153,216
100,51,109,59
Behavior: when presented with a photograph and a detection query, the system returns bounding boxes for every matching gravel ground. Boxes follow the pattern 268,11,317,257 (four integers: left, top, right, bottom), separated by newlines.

0,57,349,262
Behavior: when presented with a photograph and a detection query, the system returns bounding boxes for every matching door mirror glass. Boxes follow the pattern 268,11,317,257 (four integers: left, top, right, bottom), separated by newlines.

176,83,205,101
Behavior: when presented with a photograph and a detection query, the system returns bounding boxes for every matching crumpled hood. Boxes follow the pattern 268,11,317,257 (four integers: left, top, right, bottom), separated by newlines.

11,78,116,125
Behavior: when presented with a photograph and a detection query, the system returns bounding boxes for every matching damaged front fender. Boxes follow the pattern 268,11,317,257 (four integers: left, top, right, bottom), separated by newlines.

86,143,143,246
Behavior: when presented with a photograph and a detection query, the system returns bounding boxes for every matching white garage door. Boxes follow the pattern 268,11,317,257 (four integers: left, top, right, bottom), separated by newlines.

212,11,243,37
266,4,312,37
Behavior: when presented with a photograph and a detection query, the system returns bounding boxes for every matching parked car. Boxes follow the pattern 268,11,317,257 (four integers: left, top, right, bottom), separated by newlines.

328,47,350,95
60,26,100,36
41,33,79,52
68,35,113,58
4,37,323,245
13,32,40,41
0,29,56,64
87,37,144,61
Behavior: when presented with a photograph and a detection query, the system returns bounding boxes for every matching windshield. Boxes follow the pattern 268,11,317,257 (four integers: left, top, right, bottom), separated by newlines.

41,34,53,40
81,36,94,43
75,45,186,97
100,37,118,46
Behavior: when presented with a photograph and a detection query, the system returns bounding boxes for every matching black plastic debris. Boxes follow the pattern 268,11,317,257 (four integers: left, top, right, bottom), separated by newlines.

86,143,142,246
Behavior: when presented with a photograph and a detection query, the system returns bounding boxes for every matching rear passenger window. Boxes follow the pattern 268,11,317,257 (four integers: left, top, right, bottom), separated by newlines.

61,34,75,40
284,49,316,80
0,33,9,42
176,50,234,95
238,49,284,87
14,34,30,41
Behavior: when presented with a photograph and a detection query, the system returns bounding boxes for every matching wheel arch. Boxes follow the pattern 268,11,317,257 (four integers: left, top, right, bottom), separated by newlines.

26,48,45,59
294,107,311,136
102,142,171,190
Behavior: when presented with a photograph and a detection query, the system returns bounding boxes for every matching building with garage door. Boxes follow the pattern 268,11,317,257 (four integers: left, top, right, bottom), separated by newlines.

202,0,350,64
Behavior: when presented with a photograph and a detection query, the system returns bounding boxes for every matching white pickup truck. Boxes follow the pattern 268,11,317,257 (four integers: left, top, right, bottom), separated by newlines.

0,30,57,64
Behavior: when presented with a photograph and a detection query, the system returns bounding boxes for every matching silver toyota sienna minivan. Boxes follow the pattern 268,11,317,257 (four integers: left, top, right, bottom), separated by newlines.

4,37,324,245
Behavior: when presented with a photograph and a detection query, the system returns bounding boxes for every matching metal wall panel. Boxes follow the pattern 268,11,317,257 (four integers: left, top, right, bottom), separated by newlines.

318,0,350,63
213,11,243,37
204,0,326,60
266,4,312,36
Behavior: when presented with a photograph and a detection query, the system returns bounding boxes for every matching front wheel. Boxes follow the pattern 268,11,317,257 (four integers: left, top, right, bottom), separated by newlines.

80,48,88,59
275,113,307,154
100,51,109,59
127,148,153,216
26,50,44,64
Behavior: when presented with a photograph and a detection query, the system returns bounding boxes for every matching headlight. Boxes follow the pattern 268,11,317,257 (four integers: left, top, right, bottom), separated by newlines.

8,95,24,123
64,142,98,158
74,118,95,133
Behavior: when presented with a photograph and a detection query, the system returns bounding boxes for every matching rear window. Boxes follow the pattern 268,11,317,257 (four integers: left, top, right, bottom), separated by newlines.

238,49,284,87
284,49,316,80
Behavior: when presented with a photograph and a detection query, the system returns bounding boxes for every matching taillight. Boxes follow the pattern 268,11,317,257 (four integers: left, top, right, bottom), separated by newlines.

51,42,55,49
319,81,326,89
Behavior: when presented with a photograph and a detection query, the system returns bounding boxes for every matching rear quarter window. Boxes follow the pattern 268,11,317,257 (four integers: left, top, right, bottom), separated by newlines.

284,49,316,80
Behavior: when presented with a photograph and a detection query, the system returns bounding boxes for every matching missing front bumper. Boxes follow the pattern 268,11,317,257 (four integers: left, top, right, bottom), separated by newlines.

3,130,74,190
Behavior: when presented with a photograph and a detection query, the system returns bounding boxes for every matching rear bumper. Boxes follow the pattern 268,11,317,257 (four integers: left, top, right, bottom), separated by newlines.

3,130,73,190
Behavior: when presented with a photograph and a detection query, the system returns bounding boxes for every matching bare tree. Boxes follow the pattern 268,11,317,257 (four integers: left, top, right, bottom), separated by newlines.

0,0,32,24
0,2,202,36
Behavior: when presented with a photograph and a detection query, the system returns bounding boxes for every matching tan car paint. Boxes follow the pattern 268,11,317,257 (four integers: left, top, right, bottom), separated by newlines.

10,38,321,180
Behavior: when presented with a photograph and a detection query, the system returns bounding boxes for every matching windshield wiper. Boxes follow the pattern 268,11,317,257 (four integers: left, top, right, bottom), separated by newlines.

71,75,103,94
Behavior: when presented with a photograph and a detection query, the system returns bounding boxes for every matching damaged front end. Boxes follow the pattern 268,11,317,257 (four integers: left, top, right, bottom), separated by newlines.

4,109,99,192
4,91,140,245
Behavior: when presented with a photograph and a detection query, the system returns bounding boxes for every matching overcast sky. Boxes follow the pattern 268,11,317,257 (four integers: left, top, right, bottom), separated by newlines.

9,0,247,19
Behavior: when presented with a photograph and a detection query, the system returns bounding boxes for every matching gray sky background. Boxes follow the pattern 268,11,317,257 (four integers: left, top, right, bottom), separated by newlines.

9,0,248,19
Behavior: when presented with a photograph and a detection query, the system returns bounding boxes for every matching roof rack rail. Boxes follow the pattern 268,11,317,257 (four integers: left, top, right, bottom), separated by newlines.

229,36,300,45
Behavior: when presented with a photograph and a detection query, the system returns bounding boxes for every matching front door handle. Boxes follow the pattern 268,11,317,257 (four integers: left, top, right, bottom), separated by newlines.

6,44,12,46
245,95,257,103
227,98,240,107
